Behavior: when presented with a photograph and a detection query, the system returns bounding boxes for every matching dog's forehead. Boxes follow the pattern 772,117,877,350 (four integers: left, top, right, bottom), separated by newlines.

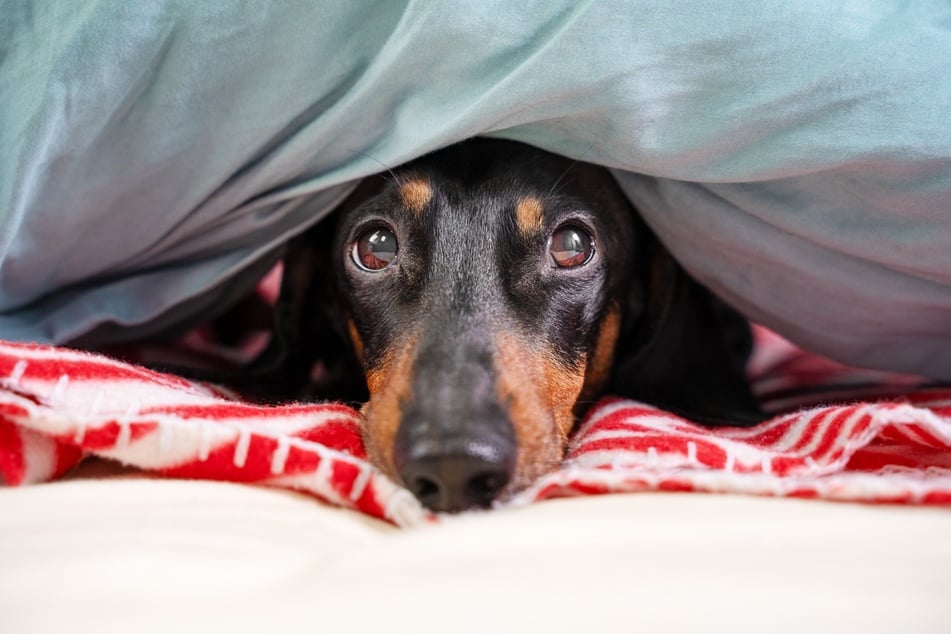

337,141,636,285
381,167,578,230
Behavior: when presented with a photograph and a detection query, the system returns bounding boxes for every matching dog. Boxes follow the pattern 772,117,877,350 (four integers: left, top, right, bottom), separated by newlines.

224,138,762,512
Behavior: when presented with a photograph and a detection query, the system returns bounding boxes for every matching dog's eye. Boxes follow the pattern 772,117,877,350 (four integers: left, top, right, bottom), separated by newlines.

549,225,593,268
352,227,398,271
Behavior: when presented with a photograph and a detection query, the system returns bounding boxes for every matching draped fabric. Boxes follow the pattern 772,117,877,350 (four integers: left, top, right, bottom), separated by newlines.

1,2,950,378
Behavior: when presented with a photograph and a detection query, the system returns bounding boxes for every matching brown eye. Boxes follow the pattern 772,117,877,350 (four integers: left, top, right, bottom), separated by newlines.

549,225,593,268
352,227,398,271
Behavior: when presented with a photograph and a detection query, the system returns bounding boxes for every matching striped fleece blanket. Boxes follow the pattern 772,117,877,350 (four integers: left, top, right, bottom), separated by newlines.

1,327,950,528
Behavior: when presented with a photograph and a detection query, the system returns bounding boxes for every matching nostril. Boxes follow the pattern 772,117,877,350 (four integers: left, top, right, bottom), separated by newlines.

408,474,442,508
466,469,508,505
395,440,516,513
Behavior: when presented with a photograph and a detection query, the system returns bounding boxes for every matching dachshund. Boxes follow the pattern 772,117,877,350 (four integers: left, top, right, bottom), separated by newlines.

222,138,762,512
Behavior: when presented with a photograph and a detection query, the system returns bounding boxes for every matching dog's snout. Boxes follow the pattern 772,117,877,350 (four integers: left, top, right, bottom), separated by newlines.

394,425,516,513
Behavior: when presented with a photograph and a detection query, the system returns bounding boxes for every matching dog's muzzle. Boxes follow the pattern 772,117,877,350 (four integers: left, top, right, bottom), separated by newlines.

391,330,518,512
393,405,516,513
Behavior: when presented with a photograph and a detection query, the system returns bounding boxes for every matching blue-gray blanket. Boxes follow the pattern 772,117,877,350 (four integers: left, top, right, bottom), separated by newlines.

2,2,950,378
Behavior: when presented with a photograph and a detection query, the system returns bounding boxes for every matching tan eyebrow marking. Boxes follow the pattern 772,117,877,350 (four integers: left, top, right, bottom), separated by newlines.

515,196,544,236
400,178,433,214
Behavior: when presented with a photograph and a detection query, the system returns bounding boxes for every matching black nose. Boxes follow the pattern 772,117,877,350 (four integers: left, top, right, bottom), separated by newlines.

394,433,516,513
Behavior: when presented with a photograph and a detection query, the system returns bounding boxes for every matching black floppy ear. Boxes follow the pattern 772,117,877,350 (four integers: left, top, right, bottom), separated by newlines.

233,221,352,401
236,180,383,403
610,239,763,427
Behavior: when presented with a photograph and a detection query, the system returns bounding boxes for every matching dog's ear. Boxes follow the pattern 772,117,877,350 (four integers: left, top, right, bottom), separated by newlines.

237,180,383,403
233,224,342,400
611,239,763,426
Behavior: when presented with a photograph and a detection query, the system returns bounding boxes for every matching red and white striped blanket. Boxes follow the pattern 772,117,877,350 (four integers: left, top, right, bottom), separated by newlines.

2,328,950,527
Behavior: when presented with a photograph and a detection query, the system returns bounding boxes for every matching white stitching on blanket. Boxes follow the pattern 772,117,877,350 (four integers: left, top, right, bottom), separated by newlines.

349,465,372,502
233,426,251,468
124,400,140,418
74,420,87,444
51,374,69,404
315,447,331,480
117,420,131,449
687,441,698,465
8,360,27,387
312,447,336,501
270,436,290,475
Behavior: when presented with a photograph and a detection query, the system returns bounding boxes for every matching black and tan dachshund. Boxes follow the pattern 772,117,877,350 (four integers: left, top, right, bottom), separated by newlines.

222,138,762,512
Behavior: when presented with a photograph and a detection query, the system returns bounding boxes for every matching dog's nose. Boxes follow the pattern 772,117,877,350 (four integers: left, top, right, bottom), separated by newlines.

394,432,516,513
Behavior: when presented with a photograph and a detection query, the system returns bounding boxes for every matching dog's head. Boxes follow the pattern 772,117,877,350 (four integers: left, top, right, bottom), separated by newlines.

255,139,760,512
334,140,637,511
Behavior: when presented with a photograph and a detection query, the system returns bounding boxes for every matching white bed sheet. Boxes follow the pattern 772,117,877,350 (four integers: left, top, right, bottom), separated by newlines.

2,464,950,633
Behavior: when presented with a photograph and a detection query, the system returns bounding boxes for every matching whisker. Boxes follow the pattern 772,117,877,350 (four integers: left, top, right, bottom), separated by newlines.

546,142,596,197
351,148,403,188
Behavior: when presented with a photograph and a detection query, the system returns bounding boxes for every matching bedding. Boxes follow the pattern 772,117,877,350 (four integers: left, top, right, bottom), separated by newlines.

2,325,950,527
2,2,951,380
4,482,950,634
3,482,951,634
3,330,951,632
